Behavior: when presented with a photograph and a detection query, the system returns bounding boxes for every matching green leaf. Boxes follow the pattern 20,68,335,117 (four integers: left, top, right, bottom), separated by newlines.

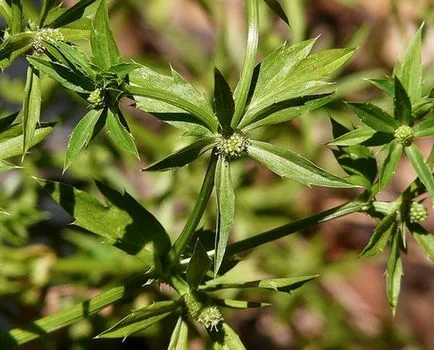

368,78,395,97
410,223,434,261
186,240,212,290
211,298,270,309
215,158,235,275
394,76,412,125
129,66,217,131
0,160,19,172
386,231,403,314
0,123,54,160
37,180,171,270
328,126,377,146
247,140,356,188
0,0,12,27
27,56,94,93
90,0,120,70
213,68,234,130
48,0,97,28
394,24,423,104
64,108,103,171
152,113,212,137
379,140,403,191
96,301,178,338
144,138,214,172
414,118,434,138
168,317,189,350
108,62,142,79
209,323,246,350
21,66,41,158
107,107,139,158
0,32,33,69
263,0,289,24
347,102,399,133
0,274,149,347
405,144,434,202
361,213,397,257
10,0,22,35
201,275,317,293
39,0,56,26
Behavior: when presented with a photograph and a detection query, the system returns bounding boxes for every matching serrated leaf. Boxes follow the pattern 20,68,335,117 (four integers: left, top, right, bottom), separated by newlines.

144,138,214,172
48,0,97,28
394,24,423,104
64,108,103,171
214,158,235,275
90,0,120,70
263,0,289,24
405,144,434,202
211,298,270,309
410,223,434,261
0,123,54,160
213,68,234,130
368,78,395,97
129,66,217,131
347,102,399,133
379,140,403,191
168,317,188,350
21,66,41,158
202,275,317,293
37,180,171,270
247,140,356,188
209,323,246,350
186,240,212,290
414,118,434,138
386,231,403,314
394,76,412,125
361,213,397,257
96,301,178,338
27,56,94,93
328,126,377,146
106,107,139,158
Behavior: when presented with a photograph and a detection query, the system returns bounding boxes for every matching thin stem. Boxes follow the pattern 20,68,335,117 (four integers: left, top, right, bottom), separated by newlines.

231,0,259,128
165,154,218,269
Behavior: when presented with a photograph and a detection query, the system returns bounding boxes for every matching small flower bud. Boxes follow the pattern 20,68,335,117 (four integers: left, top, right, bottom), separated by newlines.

32,28,64,53
87,88,105,108
394,125,414,146
215,130,249,160
182,292,223,330
409,201,428,223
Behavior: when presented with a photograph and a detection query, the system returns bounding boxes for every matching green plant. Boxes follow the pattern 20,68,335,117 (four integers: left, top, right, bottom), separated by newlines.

0,0,433,348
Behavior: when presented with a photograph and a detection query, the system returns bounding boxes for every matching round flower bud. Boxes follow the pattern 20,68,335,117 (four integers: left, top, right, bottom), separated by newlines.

32,28,64,53
409,201,428,223
87,89,105,108
394,125,414,146
215,131,249,160
182,292,223,330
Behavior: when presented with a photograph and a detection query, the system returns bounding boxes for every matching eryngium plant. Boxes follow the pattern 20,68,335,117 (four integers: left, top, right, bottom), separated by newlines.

0,0,432,348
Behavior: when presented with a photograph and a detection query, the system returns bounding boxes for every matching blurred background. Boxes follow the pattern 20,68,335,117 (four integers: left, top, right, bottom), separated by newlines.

0,0,433,349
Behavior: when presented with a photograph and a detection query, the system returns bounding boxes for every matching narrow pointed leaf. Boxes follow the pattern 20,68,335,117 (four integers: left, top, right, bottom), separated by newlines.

209,322,246,350
201,275,317,293
347,102,399,133
107,108,139,158
0,160,19,172
10,0,22,35
39,0,56,26
215,158,235,275
213,68,234,129
386,231,403,314
0,32,33,69
144,138,214,172
328,126,377,146
368,78,395,97
168,317,188,350
37,180,171,269
21,66,41,158
394,24,423,103
96,301,178,338
405,144,434,202
186,240,212,289
247,140,356,188
410,223,434,261
90,0,120,70
263,0,289,24
64,108,103,171
211,298,270,309
394,76,412,125
0,0,12,26
48,0,97,28
361,213,397,257
414,118,434,138
0,123,54,160
379,140,403,191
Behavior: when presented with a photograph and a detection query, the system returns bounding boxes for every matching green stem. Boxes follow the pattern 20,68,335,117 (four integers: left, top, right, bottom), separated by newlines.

166,155,218,269
231,0,259,128
0,273,149,347
226,200,367,256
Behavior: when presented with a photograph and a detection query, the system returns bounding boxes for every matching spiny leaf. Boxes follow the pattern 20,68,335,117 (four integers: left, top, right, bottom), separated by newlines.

405,144,434,202
379,140,403,191
361,213,397,257
328,126,377,146
347,102,399,133
106,107,139,158
394,76,412,125
410,223,434,261
48,0,97,28
186,239,212,290
213,68,234,130
386,231,403,315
